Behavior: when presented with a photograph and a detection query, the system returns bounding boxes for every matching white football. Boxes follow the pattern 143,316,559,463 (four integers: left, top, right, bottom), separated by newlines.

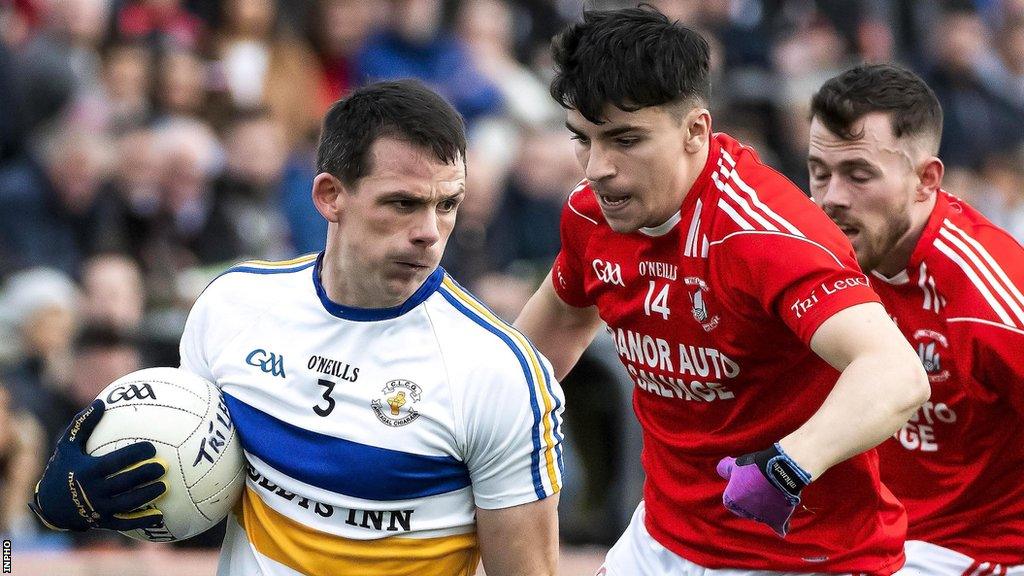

86,367,246,542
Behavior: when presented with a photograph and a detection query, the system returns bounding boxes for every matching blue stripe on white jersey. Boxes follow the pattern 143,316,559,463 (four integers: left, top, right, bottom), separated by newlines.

224,394,472,500
437,278,562,500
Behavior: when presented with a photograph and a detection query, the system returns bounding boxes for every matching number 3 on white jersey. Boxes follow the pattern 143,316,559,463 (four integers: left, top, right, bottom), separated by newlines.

644,281,671,319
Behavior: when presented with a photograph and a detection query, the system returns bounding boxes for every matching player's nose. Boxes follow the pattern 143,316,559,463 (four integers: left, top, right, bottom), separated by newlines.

816,177,852,211
585,145,616,182
409,210,441,247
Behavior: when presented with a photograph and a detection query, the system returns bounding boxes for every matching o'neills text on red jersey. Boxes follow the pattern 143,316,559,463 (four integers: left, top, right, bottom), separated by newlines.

638,260,678,281
610,327,740,401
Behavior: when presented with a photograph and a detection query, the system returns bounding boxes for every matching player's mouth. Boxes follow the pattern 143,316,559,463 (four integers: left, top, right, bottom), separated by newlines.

838,225,859,240
395,261,430,271
598,193,632,211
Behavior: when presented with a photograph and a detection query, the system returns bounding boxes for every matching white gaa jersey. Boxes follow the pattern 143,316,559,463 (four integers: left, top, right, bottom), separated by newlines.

179,253,564,576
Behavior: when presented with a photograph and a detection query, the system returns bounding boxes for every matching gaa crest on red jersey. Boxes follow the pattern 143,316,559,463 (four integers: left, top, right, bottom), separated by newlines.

684,276,719,332
592,259,625,286
912,329,950,383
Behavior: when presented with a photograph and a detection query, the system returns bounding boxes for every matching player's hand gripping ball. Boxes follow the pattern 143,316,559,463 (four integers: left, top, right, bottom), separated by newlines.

33,368,246,542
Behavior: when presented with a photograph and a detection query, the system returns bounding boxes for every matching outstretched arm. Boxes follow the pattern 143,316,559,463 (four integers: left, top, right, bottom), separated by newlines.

718,302,928,536
781,301,930,476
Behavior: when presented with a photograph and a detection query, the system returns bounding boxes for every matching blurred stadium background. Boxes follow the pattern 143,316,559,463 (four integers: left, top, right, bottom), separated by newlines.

2,0,1024,573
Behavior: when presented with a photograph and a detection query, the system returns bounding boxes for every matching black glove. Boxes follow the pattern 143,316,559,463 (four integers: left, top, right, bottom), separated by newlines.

28,400,167,532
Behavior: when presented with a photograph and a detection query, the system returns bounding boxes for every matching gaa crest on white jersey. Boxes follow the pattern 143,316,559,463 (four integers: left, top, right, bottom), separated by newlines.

371,379,423,427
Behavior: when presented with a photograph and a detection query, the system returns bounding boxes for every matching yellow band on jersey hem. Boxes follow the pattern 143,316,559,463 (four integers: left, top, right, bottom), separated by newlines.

241,487,479,576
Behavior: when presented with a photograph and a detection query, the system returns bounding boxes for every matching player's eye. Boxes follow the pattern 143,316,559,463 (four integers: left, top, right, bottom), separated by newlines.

616,137,639,148
391,199,417,211
569,134,590,146
849,171,873,183
438,198,460,213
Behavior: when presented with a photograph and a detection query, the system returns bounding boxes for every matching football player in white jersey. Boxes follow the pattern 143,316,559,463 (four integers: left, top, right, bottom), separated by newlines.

30,80,564,576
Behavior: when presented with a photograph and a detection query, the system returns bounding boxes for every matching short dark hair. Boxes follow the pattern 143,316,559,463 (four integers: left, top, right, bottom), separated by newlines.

810,63,943,147
549,6,711,124
316,80,466,186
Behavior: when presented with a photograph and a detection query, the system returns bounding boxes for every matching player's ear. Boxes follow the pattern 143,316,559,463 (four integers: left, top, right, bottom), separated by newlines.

312,173,347,223
915,156,944,202
683,107,711,154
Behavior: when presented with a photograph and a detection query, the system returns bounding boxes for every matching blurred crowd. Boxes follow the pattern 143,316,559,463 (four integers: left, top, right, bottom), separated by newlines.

2,0,1024,551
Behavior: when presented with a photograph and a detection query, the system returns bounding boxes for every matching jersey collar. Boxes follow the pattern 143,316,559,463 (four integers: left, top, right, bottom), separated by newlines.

312,252,445,321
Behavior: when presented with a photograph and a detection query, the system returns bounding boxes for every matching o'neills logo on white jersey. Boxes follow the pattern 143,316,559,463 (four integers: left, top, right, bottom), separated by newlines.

592,259,625,286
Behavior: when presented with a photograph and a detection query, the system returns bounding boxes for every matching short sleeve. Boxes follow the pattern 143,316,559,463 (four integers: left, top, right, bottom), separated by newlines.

715,232,881,343
178,287,216,382
551,192,593,308
461,346,564,510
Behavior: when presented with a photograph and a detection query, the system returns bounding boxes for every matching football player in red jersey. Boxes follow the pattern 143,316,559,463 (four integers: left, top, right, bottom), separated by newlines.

808,63,1024,576
514,6,929,576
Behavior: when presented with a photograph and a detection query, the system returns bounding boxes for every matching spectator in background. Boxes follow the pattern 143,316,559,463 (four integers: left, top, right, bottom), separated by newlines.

977,15,1024,103
976,151,1024,241
153,47,208,120
80,253,146,334
100,41,153,132
928,9,1024,169
312,0,383,113
210,0,321,146
0,268,80,444
356,0,504,125
215,108,291,259
114,0,205,52
66,326,143,416
138,117,234,299
0,129,119,275
496,129,580,273
0,380,44,539
17,0,110,102
455,0,560,129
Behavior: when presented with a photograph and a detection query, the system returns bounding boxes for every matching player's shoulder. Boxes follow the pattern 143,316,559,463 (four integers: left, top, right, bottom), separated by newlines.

429,274,554,387
707,134,850,259
200,253,320,308
922,195,1024,324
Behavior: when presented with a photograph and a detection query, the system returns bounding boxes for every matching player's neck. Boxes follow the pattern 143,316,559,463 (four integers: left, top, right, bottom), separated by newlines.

661,141,710,224
319,248,405,309
874,194,938,277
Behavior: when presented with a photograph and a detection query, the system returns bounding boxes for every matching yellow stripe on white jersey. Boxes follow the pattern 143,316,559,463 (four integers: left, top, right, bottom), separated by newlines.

233,253,320,270
439,276,561,494
240,487,480,576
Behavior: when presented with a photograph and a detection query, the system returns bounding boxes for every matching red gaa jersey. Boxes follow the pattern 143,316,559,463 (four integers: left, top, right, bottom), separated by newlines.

552,133,906,574
872,191,1024,565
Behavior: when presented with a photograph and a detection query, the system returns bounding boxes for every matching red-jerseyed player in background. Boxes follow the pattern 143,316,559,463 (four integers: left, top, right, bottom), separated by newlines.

808,63,1024,576
514,6,930,576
